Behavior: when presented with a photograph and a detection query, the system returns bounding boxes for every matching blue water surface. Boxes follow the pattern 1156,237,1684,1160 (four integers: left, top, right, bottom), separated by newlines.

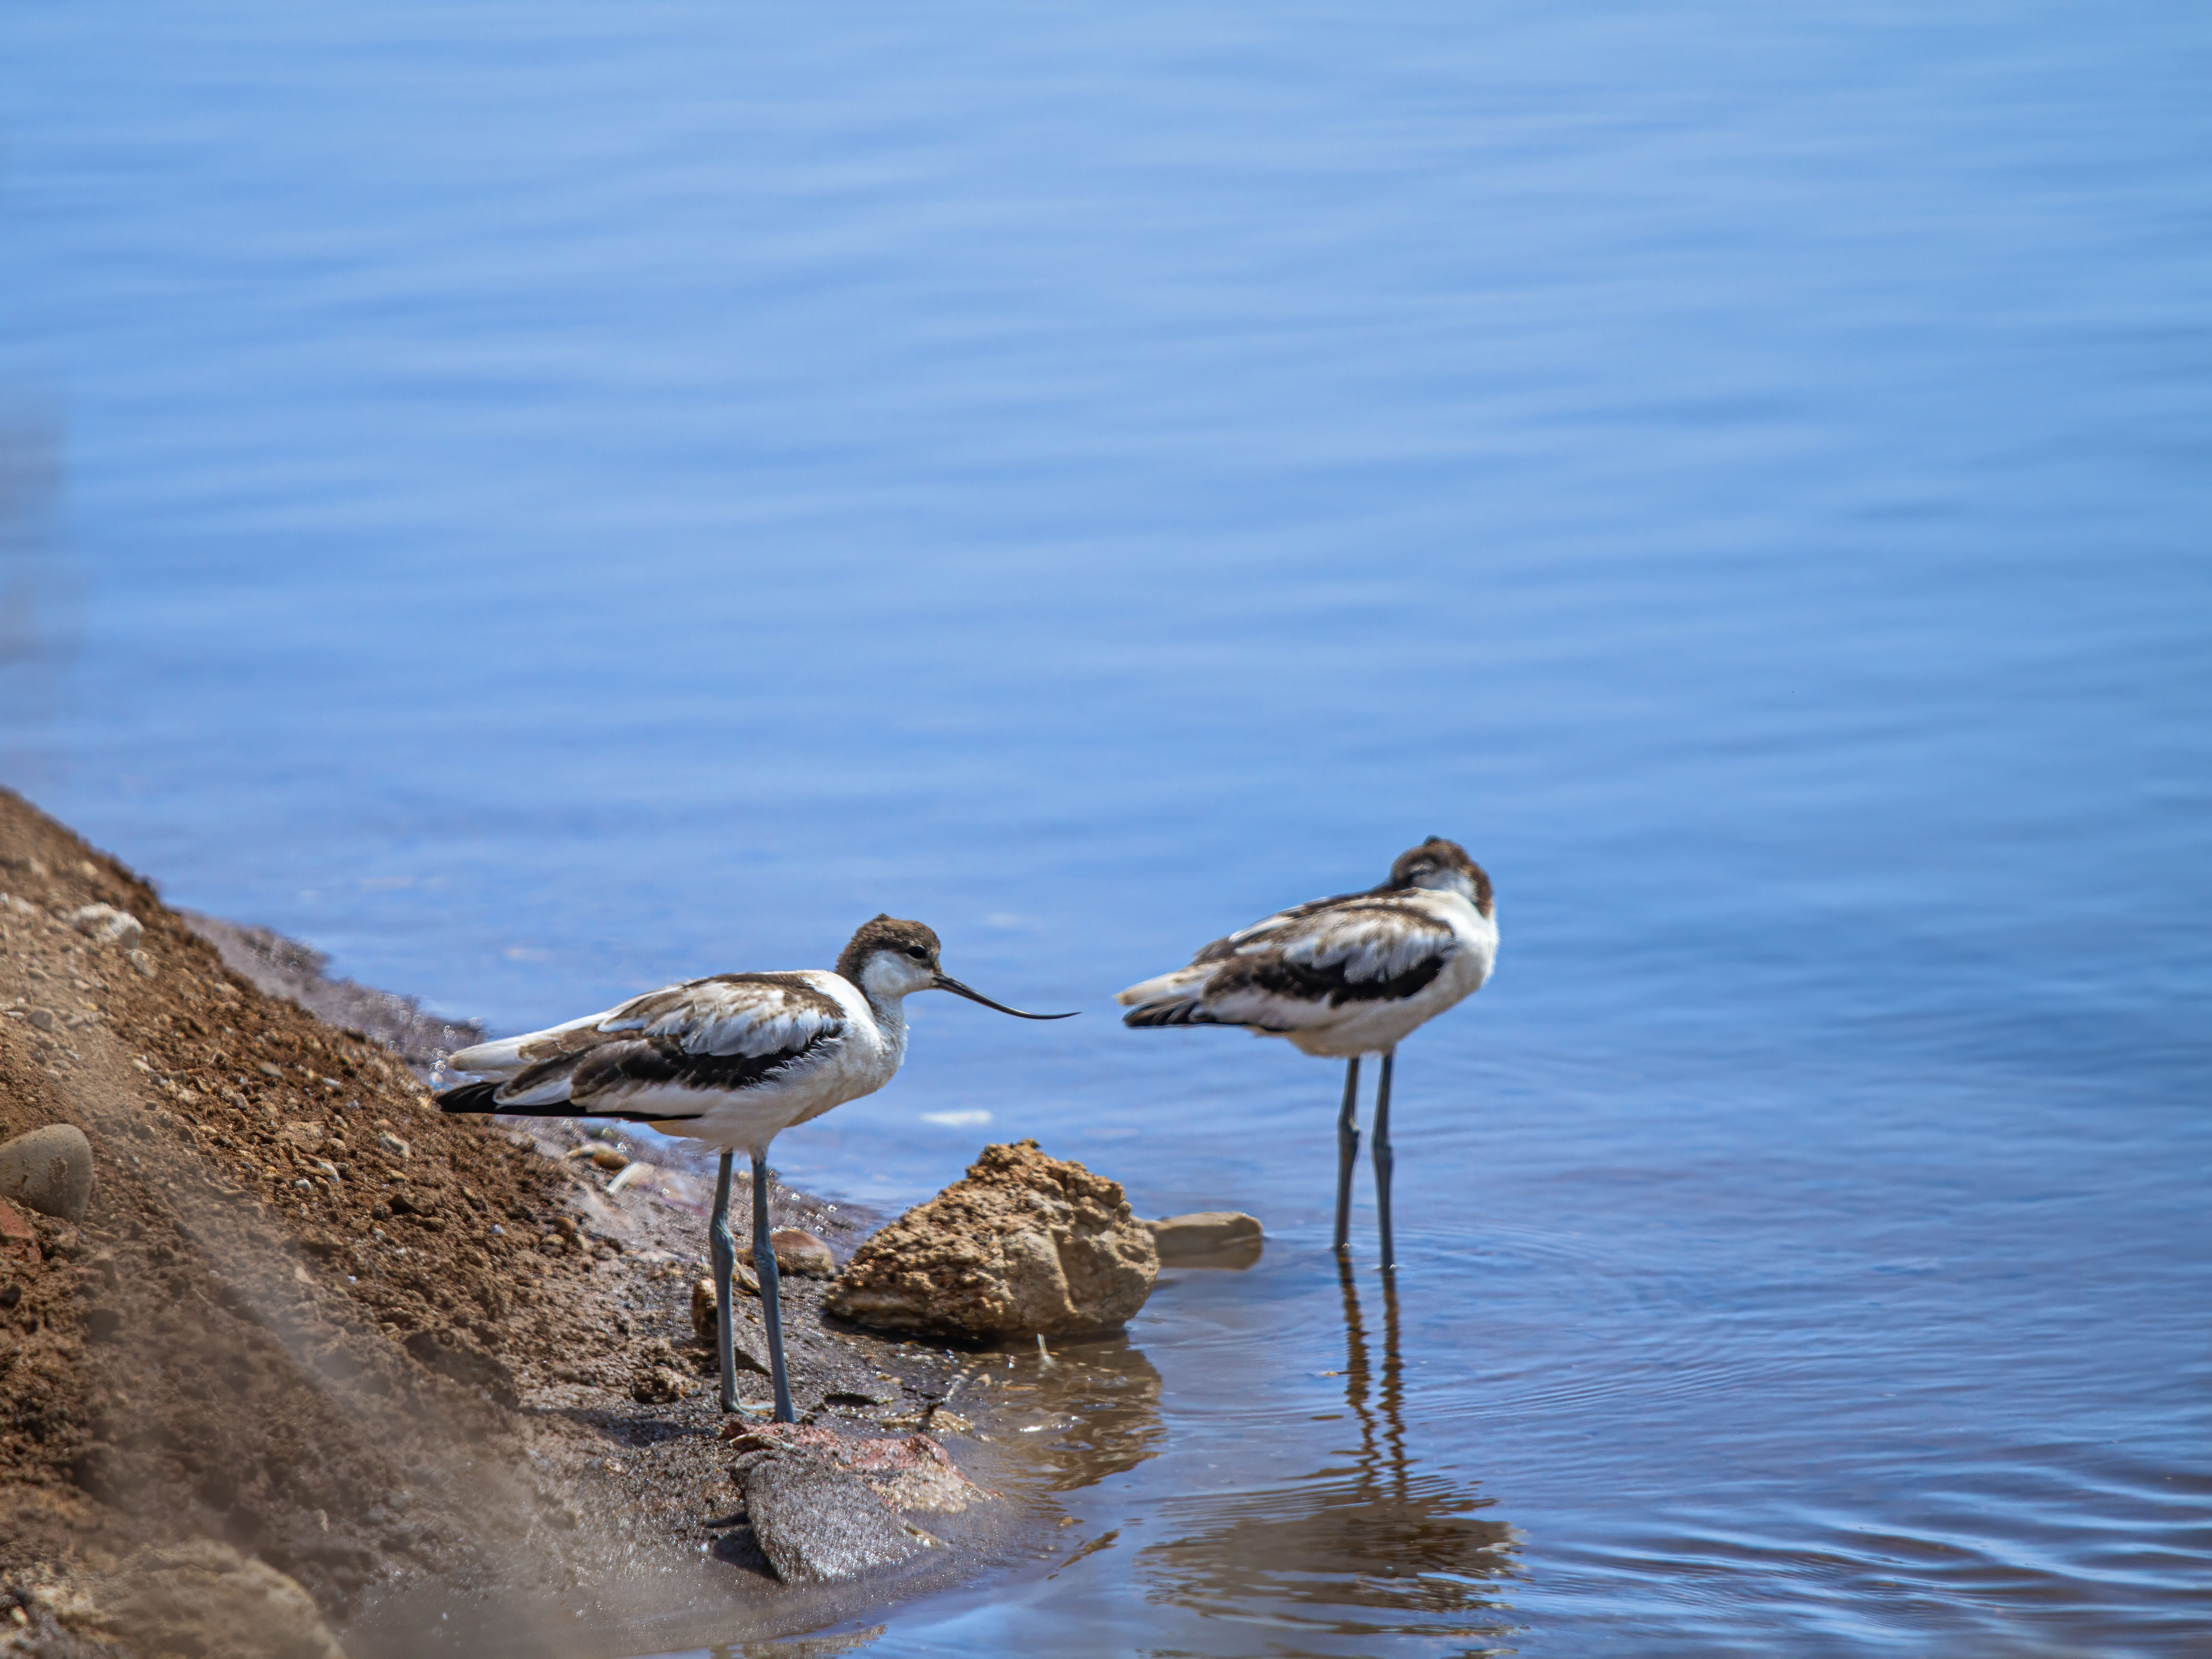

3,1,2208,1653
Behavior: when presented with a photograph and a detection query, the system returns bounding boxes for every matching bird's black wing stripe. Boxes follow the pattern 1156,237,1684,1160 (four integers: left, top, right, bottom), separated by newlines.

1119,999,1299,1033
1208,947,1448,1011
435,1081,503,1114
562,1030,839,1101
435,1080,706,1123
1259,950,1447,1006
1120,999,1214,1029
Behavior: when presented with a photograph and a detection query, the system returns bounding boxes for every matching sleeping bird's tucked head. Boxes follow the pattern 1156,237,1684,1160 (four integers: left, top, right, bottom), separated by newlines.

835,914,1078,1020
1384,837,1494,915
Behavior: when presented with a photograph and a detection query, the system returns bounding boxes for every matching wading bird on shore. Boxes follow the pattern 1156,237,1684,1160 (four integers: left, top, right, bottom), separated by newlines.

437,916,1074,1422
1116,838,1496,1268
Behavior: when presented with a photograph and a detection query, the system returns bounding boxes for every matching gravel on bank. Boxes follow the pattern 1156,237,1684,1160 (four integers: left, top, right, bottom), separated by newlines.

174,913,487,1081
0,789,1047,1658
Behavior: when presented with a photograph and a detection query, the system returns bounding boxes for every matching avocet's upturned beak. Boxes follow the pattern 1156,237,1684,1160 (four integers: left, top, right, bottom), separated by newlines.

931,973,1078,1020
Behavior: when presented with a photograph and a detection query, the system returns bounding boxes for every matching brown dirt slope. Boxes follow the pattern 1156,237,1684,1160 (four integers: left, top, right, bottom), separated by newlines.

0,788,611,1624
0,789,1048,1658
176,912,485,1078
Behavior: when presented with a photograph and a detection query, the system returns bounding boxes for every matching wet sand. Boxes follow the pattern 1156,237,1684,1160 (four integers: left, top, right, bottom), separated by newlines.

0,789,1064,1657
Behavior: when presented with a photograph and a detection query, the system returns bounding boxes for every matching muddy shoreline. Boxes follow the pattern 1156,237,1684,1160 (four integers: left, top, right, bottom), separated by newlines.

0,790,1083,1657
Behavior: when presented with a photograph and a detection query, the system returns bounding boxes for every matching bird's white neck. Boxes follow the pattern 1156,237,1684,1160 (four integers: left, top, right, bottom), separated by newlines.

854,952,924,1045
868,988,909,1047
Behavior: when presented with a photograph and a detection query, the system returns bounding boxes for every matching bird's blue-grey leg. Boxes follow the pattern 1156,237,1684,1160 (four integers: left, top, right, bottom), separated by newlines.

752,1149,795,1423
1372,1049,1397,1272
710,1152,739,1413
1333,1056,1363,1253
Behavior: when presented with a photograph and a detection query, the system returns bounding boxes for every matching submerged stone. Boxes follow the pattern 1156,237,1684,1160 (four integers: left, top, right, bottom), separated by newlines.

1147,1210,1264,1267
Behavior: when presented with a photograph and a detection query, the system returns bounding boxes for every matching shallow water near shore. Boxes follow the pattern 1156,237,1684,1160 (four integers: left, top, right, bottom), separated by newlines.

4,0,2209,1653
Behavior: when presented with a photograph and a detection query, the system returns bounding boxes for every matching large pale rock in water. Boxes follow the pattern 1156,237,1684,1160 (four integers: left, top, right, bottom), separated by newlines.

825,1140,1157,1338
0,1123,94,1221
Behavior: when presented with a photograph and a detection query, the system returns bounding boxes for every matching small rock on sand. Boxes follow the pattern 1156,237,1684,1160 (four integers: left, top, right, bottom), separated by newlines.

683,1282,773,1373
825,1140,1157,1339
771,1227,836,1277
631,1363,691,1405
67,902,143,947
0,1123,94,1222
689,1268,761,1341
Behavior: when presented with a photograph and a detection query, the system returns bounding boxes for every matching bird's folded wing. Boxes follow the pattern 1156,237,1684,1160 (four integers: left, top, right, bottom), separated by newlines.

1192,890,1365,965
1269,902,1459,985
1129,899,1458,1026
1117,890,1366,1004
453,974,850,1108
445,1009,611,1079
604,973,849,1058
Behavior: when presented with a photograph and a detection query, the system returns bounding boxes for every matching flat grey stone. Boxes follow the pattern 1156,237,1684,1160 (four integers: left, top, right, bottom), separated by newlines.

0,1123,94,1222
725,1423,994,1514
736,1448,924,1584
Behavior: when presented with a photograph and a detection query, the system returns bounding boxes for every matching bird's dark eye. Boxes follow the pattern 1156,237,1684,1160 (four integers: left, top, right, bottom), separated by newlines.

906,945,930,961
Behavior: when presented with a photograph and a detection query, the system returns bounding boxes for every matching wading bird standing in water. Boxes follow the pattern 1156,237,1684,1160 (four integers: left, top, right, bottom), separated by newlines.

1116,838,1496,1268
437,916,1074,1421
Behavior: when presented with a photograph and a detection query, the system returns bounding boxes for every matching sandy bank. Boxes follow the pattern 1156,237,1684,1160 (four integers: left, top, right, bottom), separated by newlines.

0,790,1068,1658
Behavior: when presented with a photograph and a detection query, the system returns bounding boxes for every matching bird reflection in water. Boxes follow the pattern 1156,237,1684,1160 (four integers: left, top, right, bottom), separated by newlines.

1138,1262,1519,1653
954,1331,1169,1492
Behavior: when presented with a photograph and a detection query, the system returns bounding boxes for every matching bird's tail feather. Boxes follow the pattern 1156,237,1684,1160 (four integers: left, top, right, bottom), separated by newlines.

1121,998,1226,1030
433,1082,693,1125
1114,965,1211,1008
436,1081,504,1114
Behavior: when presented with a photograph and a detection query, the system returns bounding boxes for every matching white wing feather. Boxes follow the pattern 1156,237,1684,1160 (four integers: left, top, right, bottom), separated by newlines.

651,979,846,1058
1118,897,1458,1029
448,973,848,1079
1274,907,1453,982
